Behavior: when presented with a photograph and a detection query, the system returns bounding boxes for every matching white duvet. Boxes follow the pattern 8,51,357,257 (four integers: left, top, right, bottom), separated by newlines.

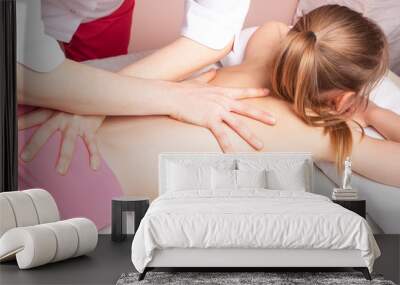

131,190,380,273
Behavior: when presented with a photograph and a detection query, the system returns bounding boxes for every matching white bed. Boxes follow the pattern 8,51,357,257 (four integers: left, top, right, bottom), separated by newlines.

131,153,379,280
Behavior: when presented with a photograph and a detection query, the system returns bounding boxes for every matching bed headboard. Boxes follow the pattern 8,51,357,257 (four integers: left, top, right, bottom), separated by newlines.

158,152,314,195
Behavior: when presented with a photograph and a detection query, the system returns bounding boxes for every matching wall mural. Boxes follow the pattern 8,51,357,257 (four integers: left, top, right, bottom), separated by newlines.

17,0,400,233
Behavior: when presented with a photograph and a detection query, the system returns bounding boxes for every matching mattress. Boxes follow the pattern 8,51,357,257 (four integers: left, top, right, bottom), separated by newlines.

131,190,379,273
315,71,400,234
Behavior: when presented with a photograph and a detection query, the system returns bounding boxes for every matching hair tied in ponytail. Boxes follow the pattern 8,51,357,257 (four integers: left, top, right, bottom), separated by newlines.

271,5,388,171
305,31,317,42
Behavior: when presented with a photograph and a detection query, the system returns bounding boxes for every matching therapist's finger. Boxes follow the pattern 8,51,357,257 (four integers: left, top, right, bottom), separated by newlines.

227,99,276,125
217,87,270,100
57,128,78,175
222,112,264,151
20,118,59,162
18,109,54,130
209,121,234,153
83,132,101,171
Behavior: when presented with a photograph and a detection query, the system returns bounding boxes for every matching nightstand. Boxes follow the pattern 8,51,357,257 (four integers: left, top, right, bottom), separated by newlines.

112,197,149,242
332,199,366,218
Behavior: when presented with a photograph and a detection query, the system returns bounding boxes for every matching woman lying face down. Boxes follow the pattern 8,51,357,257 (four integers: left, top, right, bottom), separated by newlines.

18,5,400,205
97,4,400,197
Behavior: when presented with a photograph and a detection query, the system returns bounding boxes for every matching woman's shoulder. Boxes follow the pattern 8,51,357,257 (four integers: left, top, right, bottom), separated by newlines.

243,21,289,64
255,21,290,38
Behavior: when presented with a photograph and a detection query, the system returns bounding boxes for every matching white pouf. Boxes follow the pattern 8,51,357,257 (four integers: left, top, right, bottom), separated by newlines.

0,189,98,269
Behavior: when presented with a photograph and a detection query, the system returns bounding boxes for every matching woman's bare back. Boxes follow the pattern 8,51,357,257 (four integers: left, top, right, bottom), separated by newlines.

97,96,333,197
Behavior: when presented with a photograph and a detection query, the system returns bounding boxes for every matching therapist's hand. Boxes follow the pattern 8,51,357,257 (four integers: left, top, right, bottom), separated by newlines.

170,70,275,152
19,108,105,175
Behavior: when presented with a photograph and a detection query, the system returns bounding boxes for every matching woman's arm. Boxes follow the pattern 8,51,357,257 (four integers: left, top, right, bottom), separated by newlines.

119,37,233,81
352,133,400,187
365,103,400,143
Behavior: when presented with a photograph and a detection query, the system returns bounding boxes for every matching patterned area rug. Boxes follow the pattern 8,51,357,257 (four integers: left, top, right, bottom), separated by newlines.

116,272,396,285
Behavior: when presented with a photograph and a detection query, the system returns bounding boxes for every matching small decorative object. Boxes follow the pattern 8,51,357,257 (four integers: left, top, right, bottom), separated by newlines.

332,157,358,200
342,157,352,190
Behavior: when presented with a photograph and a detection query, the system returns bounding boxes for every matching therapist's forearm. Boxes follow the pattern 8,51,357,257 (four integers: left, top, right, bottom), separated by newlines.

17,60,180,116
119,37,233,81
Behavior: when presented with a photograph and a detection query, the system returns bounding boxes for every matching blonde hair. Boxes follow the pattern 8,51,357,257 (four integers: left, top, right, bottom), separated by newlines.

271,5,388,169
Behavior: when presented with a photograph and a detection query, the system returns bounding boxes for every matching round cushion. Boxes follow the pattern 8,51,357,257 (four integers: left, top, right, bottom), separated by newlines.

24,189,59,223
0,226,57,269
0,218,97,269
0,192,39,227
42,221,79,262
0,196,17,237
65,218,98,257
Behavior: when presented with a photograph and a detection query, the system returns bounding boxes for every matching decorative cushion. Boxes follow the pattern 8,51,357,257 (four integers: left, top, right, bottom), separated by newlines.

236,169,268,189
266,170,306,191
211,168,237,190
211,168,268,190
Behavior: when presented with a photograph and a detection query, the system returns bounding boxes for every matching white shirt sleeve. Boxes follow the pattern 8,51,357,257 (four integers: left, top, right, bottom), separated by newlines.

16,0,65,72
181,0,250,50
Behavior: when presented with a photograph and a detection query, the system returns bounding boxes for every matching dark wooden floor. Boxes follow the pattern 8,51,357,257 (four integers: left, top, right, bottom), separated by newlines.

1,235,399,285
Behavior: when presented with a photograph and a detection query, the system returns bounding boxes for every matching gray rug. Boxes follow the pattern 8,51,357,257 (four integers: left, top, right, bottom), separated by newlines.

116,272,396,285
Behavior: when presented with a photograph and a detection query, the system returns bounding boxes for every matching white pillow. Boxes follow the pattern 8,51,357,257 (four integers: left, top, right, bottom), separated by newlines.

167,163,211,191
166,159,236,192
266,170,306,191
236,169,267,189
211,168,236,190
237,159,309,191
211,168,268,190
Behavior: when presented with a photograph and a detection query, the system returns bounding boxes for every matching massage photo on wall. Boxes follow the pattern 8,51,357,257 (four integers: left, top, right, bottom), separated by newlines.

6,0,400,284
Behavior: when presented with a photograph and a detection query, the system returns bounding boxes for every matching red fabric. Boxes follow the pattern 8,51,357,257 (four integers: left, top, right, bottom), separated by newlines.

63,0,135,62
